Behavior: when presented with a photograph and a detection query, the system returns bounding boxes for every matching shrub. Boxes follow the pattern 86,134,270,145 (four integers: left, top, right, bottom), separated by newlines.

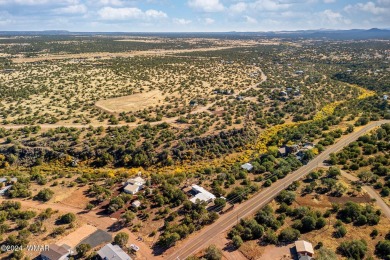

34,188,54,202
58,213,76,224
232,235,244,248
205,245,222,260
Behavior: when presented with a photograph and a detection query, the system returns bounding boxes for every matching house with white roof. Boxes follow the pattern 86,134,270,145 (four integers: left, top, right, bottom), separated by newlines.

0,177,17,196
241,163,254,171
190,184,216,204
123,176,145,195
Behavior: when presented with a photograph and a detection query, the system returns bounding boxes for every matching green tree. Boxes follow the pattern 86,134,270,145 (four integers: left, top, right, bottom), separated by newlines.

114,232,129,247
76,244,91,258
232,235,244,248
276,190,296,205
213,198,226,209
338,240,367,260
158,232,180,248
327,167,341,179
204,245,222,260
58,213,76,224
278,227,300,242
375,240,390,259
301,216,316,232
335,225,347,238
121,211,135,225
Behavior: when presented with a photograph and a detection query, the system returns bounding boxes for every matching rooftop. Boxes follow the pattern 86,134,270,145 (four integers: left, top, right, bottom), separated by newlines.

295,240,314,255
97,243,132,260
190,184,216,203
40,244,70,260
0,177,17,183
124,183,141,194
126,176,145,186
241,163,253,171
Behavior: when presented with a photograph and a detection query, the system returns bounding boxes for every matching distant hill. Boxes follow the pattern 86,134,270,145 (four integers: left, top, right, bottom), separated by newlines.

0,28,389,40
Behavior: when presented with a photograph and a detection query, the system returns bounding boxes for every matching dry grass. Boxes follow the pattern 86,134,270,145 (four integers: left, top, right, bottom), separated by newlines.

95,89,165,113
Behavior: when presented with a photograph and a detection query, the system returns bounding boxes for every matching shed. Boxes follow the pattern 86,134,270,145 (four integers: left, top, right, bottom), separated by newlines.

295,240,314,257
131,200,141,208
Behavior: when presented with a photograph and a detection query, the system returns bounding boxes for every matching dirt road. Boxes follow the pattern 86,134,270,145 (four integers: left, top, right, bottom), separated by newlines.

339,170,390,219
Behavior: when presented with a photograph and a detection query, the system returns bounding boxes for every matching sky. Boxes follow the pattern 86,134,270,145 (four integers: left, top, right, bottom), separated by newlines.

0,0,389,32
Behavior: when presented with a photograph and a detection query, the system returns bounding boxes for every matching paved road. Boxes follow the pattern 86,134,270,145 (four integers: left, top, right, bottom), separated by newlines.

166,120,389,260
340,170,390,219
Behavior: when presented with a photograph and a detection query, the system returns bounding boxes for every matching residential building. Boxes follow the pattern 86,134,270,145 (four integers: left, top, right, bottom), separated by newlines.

123,176,145,195
40,244,71,260
0,177,17,184
0,177,17,196
241,163,253,171
0,185,12,196
279,91,288,96
278,147,287,157
189,184,216,204
97,243,132,260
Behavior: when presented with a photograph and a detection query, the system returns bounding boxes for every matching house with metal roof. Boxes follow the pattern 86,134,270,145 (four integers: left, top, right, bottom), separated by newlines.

97,243,132,260
189,184,216,204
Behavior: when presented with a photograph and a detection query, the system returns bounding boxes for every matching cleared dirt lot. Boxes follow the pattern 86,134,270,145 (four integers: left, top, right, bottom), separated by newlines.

95,89,165,113
57,224,98,249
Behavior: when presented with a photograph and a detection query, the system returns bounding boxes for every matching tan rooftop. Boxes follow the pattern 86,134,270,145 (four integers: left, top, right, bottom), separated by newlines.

295,240,314,255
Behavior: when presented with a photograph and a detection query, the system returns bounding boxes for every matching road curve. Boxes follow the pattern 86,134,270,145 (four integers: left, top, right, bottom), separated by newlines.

166,120,389,260
339,170,390,219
